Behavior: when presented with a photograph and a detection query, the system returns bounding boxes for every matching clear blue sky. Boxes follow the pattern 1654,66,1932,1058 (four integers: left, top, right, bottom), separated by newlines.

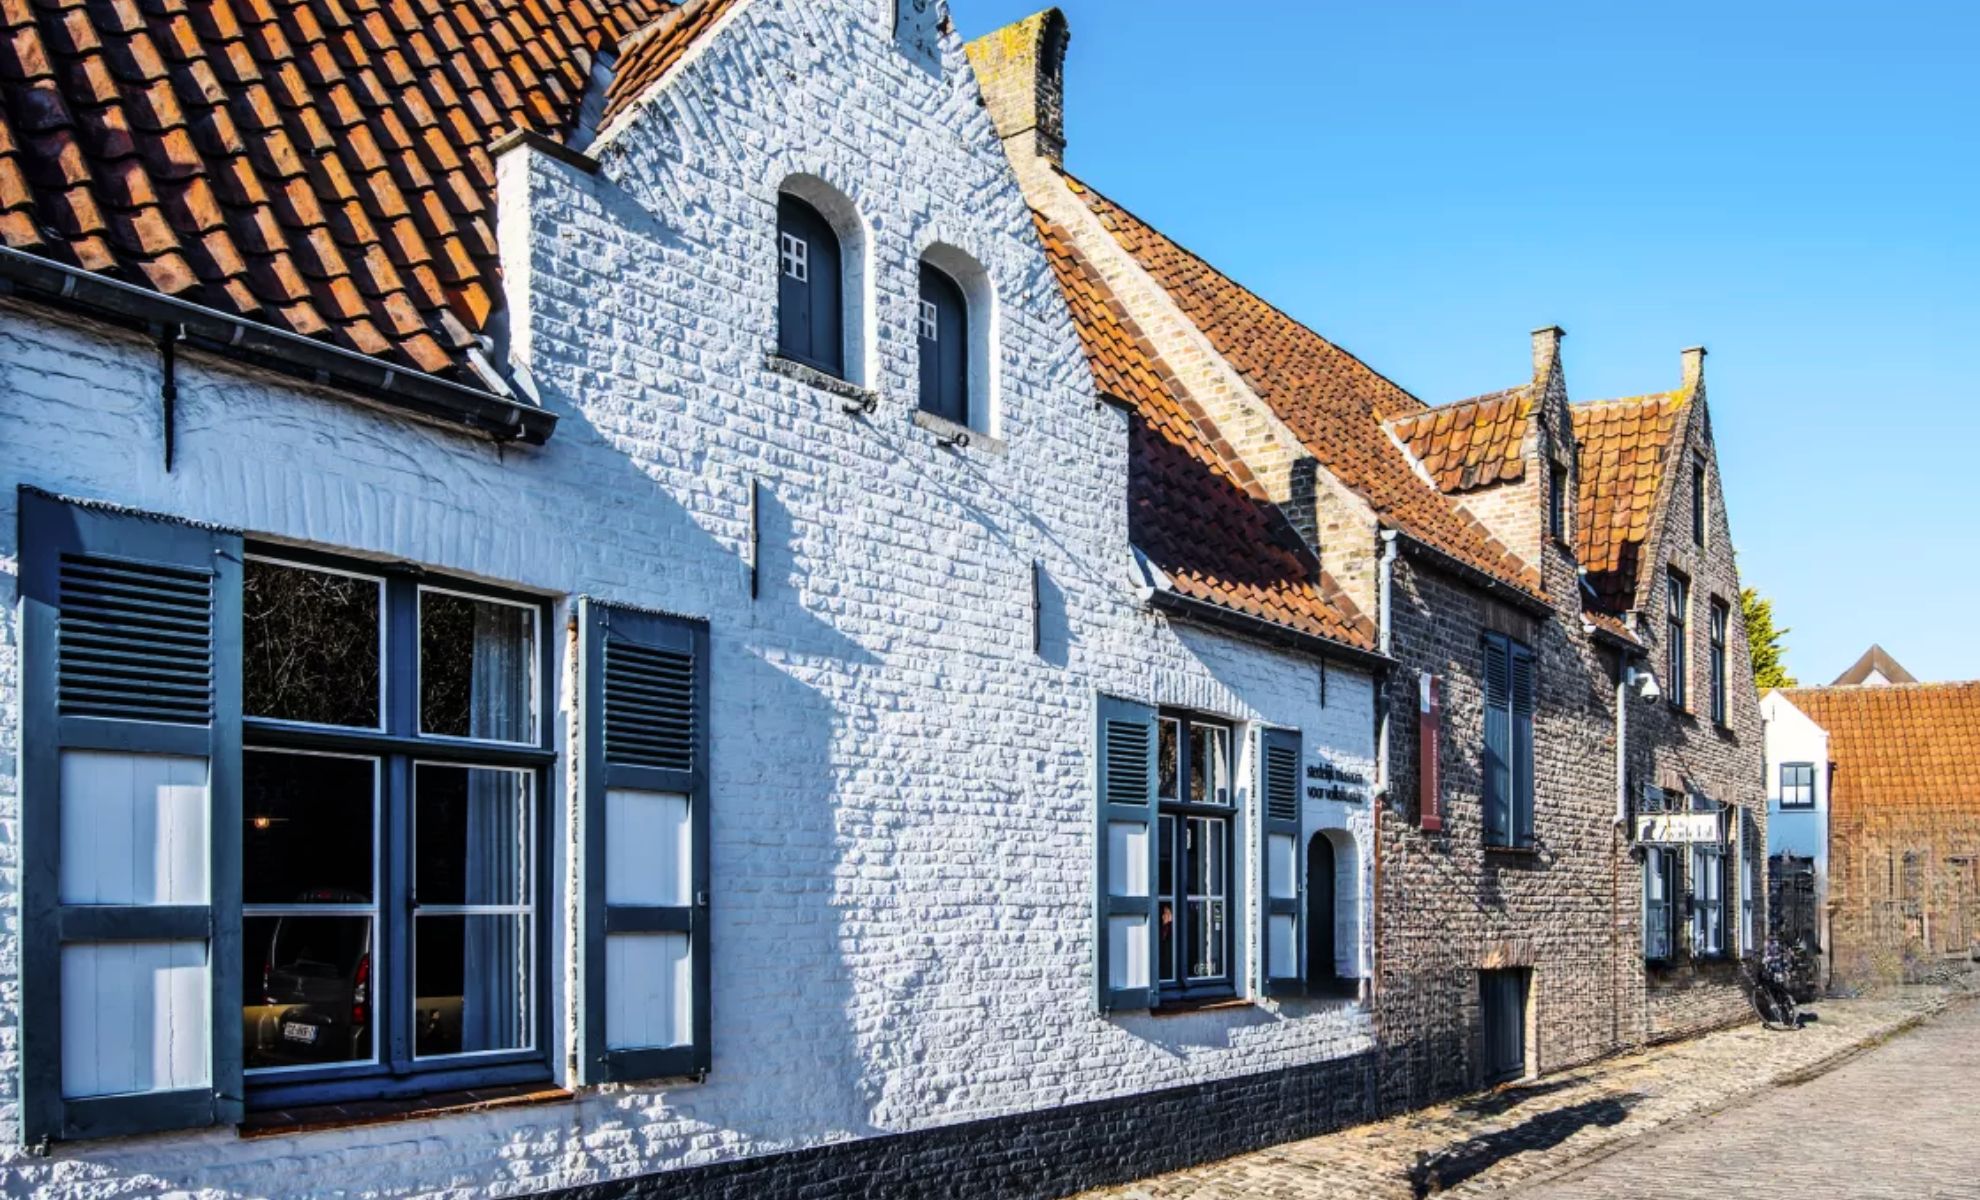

956,1,1980,685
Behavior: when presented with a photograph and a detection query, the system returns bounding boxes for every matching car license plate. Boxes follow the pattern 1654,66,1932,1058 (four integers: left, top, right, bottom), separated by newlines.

282,1021,319,1045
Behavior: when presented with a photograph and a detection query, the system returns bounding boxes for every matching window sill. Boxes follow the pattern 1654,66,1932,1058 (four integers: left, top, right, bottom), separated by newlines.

1485,842,1541,860
239,1083,571,1140
1151,995,1252,1017
763,353,879,412
912,408,1006,456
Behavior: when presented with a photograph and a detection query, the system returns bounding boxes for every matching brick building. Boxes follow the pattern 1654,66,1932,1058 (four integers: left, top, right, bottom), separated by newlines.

0,0,1391,1194
1767,679,1980,988
973,3,1766,1113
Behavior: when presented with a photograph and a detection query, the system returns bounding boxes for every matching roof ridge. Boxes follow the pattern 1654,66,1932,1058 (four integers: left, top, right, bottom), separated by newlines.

1784,680,1979,695
1572,389,1688,410
1063,172,1430,419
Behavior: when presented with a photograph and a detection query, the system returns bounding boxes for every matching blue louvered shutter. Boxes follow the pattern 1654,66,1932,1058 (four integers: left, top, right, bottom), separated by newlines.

1482,636,1512,847
1260,727,1305,998
18,490,244,1146
1094,695,1158,1012
1509,643,1536,849
578,600,711,1083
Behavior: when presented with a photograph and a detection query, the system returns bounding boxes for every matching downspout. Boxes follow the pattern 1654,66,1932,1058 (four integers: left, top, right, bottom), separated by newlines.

1613,656,1629,1052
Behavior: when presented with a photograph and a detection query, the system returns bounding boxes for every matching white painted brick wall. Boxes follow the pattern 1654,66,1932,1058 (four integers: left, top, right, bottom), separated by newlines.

0,1,1377,1193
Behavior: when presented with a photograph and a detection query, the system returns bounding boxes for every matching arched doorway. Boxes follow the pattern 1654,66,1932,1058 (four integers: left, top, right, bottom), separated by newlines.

1307,833,1337,988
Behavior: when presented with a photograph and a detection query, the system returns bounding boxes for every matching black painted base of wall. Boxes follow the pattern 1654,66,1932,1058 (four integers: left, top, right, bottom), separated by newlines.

541,1050,1381,1200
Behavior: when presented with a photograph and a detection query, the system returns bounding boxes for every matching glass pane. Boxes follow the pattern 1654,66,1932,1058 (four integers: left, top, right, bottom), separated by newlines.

415,914,531,1056
244,751,375,905
244,560,381,727
1188,900,1225,980
1158,815,1175,983
1157,718,1180,800
244,914,373,1069
420,591,537,742
415,765,532,907
1191,725,1230,805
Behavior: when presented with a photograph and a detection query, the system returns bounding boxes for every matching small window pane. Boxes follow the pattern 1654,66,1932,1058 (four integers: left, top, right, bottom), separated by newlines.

1190,724,1230,805
414,914,531,1057
245,560,381,728
244,751,376,906
244,914,373,1070
414,765,532,908
1157,815,1176,984
1157,717,1180,801
1185,817,1227,980
419,591,537,742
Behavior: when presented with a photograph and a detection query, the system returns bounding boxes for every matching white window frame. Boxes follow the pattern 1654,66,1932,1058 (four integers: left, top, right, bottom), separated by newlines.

779,231,809,282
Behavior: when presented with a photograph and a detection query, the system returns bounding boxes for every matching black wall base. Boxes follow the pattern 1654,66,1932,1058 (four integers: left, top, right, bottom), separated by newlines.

541,1050,1381,1200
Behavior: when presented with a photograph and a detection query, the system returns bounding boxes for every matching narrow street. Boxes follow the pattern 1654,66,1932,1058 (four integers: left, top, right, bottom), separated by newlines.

1511,996,1980,1199
1078,982,1978,1200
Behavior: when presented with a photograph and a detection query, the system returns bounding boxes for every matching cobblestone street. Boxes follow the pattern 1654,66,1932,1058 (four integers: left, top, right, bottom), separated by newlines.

1078,981,1978,1200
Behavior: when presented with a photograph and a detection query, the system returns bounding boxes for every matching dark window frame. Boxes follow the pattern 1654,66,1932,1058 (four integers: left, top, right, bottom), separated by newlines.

1666,569,1690,712
1482,633,1537,850
1643,845,1679,962
1155,710,1238,1004
1780,763,1817,809
241,547,556,1111
1548,461,1569,545
1691,455,1709,547
1708,597,1730,727
776,193,846,379
1692,843,1729,959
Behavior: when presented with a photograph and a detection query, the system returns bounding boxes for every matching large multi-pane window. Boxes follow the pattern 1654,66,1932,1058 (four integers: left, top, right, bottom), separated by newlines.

1666,570,1690,712
1709,598,1730,726
241,555,547,1099
1155,712,1234,998
1692,844,1727,957
1643,846,1678,961
1482,634,1536,849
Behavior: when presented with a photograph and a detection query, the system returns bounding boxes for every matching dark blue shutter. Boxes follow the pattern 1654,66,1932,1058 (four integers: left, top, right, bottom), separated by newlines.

777,194,844,377
1482,636,1512,846
18,490,243,1146
1260,727,1304,998
1094,694,1158,1012
918,261,969,426
578,600,711,1082
1509,643,1536,848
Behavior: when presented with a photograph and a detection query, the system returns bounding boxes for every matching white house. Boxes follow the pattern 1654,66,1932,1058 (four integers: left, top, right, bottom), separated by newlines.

0,1,1386,1194
1762,689,1831,975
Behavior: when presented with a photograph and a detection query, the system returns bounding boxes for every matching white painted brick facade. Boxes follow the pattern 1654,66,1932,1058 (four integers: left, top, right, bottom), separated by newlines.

0,1,1377,1192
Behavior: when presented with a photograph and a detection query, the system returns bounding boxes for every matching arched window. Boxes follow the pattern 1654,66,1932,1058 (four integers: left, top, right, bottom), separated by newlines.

917,260,969,425
777,193,844,377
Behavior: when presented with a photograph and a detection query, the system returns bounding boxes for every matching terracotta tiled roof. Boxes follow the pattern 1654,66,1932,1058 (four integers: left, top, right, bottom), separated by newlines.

1780,683,1980,823
1067,176,1540,597
0,0,670,380
1035,214,1375,652
1572,389,1690,612
1387,386,1533,494
599,0,736,126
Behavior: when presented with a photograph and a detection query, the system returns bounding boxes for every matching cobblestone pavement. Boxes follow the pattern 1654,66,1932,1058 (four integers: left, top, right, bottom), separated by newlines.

1511,995,1980,1200
1077,982,1976,1200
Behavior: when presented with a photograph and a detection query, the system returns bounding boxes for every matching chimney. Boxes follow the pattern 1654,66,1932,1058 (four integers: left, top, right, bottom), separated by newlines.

1531,325,1565,379
965,9,1070,167
1681,345,1707,390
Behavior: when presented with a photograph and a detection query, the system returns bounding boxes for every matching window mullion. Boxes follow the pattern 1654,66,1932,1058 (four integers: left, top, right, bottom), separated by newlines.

383,578,419,1075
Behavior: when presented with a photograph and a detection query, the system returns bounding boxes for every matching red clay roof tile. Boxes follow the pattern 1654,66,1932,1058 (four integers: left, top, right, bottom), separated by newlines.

1572,390,1690,612
1036,213,1376,653
1780,683,1980,829
1,0,671,381
1067,175,1542,598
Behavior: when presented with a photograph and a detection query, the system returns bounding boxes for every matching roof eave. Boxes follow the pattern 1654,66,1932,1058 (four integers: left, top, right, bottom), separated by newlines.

0,246,554,447
1388,525,1551,616
1143,583,1391,674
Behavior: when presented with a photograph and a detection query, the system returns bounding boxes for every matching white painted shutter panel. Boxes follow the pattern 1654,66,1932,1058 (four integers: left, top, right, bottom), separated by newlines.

1260,727,1304,998
18,490,244,1146
1094,695,1158,1012
577,599,710,1083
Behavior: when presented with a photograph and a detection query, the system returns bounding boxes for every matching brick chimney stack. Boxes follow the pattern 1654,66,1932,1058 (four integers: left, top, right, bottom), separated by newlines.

965,9,1071,168
1531,325,1565,379
1681,345,1708,390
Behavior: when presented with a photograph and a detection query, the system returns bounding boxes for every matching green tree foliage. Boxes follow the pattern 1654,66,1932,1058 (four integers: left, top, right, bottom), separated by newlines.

1742,587,1797,691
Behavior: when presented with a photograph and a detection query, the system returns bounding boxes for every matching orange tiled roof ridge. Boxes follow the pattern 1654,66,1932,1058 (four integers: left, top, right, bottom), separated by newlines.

1388,386,1534,495
1572,388,1691,613
1778,681,1980,820
1035,212,1375,652
1064,174,1541,598
0,0,673,381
